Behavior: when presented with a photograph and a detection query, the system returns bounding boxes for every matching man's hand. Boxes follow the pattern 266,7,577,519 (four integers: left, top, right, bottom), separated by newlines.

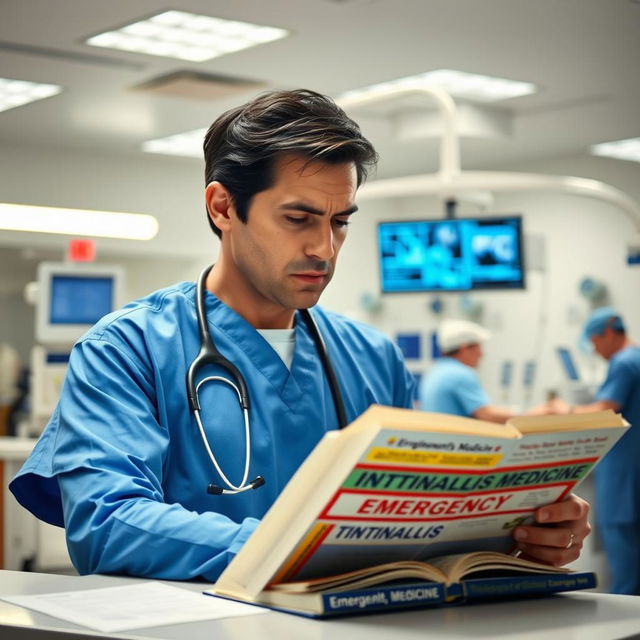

526,397,572,416
512,494,591,566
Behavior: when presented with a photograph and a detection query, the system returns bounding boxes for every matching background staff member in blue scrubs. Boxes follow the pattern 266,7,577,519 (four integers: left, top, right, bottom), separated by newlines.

420,319,547,423
11,89,590,581
549,307,640,594
420,320,495,419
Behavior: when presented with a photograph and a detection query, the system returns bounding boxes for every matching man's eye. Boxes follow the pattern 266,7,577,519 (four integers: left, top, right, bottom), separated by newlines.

285,216,307,225
334,218,351,228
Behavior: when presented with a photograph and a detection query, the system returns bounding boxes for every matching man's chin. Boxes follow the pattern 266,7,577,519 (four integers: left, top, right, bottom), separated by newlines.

291,290,324,310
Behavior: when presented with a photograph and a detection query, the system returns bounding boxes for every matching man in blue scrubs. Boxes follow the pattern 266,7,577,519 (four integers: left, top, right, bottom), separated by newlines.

11,90,590,581
551,307,640,594
420,319,520,423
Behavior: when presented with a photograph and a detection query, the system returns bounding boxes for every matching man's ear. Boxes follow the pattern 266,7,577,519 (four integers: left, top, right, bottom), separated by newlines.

205,181,235,234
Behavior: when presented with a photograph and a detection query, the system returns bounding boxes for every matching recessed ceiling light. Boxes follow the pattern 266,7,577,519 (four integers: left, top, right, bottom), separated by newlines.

0,203,159,240
86,10,289,62
339,69,537,104
591,137,640,163
0,77,62,113
142,128,207,158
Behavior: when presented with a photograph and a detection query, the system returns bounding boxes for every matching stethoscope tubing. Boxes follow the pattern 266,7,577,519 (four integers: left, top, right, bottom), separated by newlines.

187,264,347,495
193,376,252,493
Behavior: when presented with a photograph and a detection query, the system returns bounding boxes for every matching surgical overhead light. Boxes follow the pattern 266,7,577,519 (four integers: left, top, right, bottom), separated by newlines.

337,85,640,232
338,69,537,104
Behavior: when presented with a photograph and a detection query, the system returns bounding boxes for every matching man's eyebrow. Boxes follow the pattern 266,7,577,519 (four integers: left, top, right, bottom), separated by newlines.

278,202,358,216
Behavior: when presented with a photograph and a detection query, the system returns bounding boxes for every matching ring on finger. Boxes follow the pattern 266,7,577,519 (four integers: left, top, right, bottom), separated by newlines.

565,532,575,549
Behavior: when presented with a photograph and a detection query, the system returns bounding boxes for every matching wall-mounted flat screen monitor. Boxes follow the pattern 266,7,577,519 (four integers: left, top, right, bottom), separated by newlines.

378,216,525,293
36,262,124,345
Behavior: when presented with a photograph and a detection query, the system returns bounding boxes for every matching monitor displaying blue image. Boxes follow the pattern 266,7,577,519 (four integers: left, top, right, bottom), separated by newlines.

396,333,422,360
378,216,525,292
36,262,124,345
50,275,115,325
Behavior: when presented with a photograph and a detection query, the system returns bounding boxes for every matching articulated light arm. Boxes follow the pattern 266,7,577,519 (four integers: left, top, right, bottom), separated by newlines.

358,171,640,233
337,86,640,232
337,84,460,184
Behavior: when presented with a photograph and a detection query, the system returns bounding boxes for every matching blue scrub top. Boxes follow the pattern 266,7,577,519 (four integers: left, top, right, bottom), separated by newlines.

10,282,415,581
593,345,640,524
418,357,489,418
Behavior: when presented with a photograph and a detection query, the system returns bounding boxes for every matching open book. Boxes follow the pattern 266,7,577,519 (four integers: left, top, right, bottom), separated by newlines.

207,406,626,617
253,552,597,616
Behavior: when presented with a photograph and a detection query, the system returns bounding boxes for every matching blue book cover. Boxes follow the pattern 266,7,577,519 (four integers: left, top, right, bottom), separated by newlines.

207,571,597,618
447,571,597,602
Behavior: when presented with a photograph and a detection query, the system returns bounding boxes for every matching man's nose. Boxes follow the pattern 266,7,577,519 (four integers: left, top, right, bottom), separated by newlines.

306,225,335,260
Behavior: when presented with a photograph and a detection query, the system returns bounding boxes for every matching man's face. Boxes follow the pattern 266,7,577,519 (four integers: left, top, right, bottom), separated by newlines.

458,343,483,368
590,328,616,360
221,154,358,319
465,343,483,368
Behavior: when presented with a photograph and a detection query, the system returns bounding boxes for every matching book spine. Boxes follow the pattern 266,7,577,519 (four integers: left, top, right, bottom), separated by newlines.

455,571,597,601
321,582,445,614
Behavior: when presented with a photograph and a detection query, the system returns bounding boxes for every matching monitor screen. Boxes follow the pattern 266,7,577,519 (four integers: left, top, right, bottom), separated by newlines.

36,262,124,345
378,216,525,292
395,333,422,360
49,275,115,325
556,347,580,382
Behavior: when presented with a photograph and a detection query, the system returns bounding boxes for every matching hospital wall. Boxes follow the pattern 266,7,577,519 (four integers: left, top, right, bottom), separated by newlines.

1,142,639,407
330,153,640,408
0,143,209,362
327,183,640,408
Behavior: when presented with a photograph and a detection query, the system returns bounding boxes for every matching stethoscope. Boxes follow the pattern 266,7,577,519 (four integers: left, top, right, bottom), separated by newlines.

186,265,347,496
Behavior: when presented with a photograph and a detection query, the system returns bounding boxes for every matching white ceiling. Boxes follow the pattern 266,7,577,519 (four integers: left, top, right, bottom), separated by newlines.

0,0,639,179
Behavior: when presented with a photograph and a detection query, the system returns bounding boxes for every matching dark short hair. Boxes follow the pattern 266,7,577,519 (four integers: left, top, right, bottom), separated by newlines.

203,89,378,237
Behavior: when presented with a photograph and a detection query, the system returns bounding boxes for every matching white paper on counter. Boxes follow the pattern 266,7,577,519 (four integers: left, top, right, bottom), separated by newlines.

1,581,265,632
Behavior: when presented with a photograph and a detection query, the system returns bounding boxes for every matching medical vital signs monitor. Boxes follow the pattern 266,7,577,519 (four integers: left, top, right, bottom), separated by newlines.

36,262,124,345
378,215,525,293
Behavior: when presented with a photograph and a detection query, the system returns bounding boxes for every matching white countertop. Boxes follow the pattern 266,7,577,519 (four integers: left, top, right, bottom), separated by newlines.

1,570,639,640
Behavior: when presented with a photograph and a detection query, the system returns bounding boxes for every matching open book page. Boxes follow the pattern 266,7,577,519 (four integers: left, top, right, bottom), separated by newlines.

268,553,570,594
509,410,627,434
427,551,569,584
269,560,447,593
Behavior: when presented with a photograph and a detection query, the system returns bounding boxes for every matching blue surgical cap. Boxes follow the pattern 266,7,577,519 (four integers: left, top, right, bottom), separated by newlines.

580,307,625,351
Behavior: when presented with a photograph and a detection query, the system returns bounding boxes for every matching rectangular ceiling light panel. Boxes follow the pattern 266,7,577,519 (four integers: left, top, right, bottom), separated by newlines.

142,128,208,158
0,77,62,113
0,203,159,240
339,69,537,104
591,137,640,163
86,10,289,62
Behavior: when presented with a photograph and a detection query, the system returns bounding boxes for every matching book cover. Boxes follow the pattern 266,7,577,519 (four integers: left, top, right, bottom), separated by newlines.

209,406,624,614
210,570,598,618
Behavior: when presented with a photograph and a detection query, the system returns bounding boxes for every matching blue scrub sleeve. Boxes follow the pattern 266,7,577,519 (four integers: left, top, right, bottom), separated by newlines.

58,471,258,581
55,337,259,581
454,367,490,416
391,342,417,409
597,358,631,408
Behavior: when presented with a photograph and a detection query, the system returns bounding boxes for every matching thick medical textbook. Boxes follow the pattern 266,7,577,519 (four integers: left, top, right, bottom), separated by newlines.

206,406,625,617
